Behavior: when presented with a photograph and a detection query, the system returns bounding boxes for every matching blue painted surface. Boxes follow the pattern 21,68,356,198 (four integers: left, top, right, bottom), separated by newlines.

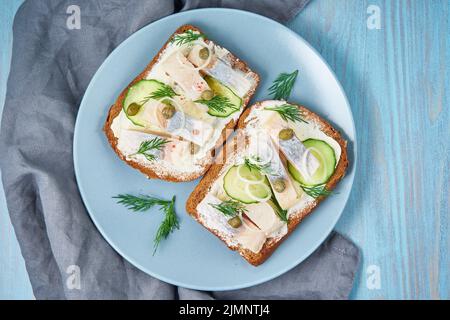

0,0,34,300
0,0,448,299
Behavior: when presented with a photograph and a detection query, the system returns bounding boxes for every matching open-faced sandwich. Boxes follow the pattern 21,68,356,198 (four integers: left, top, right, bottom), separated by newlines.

104,25,259,181
186,101,349,265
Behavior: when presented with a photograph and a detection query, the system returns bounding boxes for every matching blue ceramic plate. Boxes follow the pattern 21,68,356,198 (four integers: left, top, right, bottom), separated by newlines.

74,8,356,291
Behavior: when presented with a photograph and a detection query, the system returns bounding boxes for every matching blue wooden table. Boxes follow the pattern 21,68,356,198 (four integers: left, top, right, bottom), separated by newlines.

0,0,448,300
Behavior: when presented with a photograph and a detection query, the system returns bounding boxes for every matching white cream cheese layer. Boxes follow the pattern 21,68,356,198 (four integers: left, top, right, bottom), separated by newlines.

195,100,342,253
111,31,256,176
196,148,289,254
197,185,288,254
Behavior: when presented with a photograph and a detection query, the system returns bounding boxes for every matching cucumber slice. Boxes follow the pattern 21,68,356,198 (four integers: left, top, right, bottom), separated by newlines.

237,164,265,184
123,80,167,127
204,76,242,117
223,165,271,204
288,139,336,186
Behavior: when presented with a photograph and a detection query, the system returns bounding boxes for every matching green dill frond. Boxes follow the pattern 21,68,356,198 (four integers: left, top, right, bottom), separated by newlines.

113,194,179,254
300,184,332,199
270,195,288,222
132,137,170,161
171,30,204,46
264,104,307,123
209,200,247,217
153,196,179,254
141,83,177,104
195,95,234,114
244,155,274,175
268,70,298,100
113,194,168,212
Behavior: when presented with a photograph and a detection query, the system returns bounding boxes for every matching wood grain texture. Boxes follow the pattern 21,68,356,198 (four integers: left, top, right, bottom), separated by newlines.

0,0,448,299
288,0,449,299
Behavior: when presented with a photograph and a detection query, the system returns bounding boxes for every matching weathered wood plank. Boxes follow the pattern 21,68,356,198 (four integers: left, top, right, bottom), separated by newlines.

289,0,449,299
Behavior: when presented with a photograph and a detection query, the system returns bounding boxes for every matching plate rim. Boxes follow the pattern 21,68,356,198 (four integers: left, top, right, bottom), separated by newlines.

73,7,357,291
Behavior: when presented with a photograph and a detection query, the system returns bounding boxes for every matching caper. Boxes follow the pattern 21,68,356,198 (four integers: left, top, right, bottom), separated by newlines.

189,142,200,154
161,105,176,119
201,90,214,101
199,47,210,60
127,103,141,116
161,98,172,105
228,216,242,228
278,128,294,140
273,178,286,193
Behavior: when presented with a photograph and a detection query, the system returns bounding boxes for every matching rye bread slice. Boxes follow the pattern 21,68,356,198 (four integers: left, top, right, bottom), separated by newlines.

103,25,260,182
186,101,349,266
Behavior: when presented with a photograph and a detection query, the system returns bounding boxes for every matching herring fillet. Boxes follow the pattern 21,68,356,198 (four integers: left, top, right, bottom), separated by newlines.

248,135,299,210
273,134,320,180
187,44,253,97
166,111,214,146
161,53,210,100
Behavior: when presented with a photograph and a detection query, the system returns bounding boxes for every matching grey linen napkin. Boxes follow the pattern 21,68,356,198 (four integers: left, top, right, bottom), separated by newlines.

0,0,359,299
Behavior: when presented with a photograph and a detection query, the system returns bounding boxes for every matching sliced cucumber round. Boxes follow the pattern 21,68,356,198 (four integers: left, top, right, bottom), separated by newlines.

204,76,242,117
223,165,271,204
237,164,265,184
288,139,336,186
123,79,167,127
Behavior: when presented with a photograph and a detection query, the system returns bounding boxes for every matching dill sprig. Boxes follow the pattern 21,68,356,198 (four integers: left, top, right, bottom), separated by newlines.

153,195,179,253
113,194,169,211
268,70,298,100
195,95,235,114
270,195,288,222
131,137,170,161
244,155,274,175
264,104,307,123
113,194,179,254
141,83,177,104
301,184,332,199
209,200,247,217
171,30,204,46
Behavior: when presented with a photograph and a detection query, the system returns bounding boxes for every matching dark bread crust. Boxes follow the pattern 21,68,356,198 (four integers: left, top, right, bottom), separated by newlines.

103,25,260,182
186,102,349,265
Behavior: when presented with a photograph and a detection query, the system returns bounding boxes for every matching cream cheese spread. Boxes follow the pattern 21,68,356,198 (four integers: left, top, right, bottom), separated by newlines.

195,100,342,253
111,31,256,177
